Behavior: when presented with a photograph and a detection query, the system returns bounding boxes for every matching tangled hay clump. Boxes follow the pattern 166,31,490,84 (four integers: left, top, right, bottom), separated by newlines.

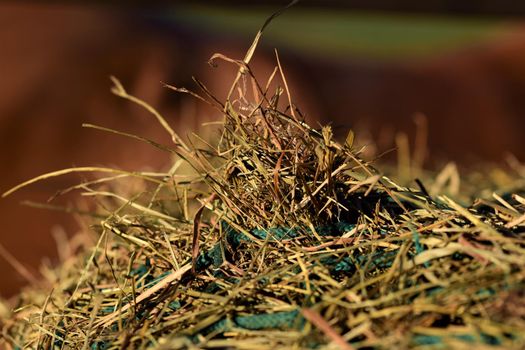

2,9,525,350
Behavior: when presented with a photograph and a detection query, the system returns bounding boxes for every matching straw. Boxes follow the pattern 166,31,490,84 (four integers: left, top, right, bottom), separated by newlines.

1,4,525,349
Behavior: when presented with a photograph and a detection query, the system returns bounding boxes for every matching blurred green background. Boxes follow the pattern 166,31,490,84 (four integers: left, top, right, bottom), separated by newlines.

169,4,511,60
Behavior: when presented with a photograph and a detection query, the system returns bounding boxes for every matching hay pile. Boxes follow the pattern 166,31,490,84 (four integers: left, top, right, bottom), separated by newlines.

2,12,525,350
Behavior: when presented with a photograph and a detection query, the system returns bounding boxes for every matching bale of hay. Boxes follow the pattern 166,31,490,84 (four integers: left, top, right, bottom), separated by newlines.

2,7,525,350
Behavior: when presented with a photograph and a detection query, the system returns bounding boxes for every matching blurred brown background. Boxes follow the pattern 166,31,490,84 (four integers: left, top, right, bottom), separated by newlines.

2,2,525,297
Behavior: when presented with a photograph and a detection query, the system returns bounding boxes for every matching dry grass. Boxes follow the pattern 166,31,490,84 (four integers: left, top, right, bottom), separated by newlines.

2,5,525,349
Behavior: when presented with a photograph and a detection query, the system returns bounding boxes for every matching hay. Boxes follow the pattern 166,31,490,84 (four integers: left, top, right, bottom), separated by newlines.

2,7,525,350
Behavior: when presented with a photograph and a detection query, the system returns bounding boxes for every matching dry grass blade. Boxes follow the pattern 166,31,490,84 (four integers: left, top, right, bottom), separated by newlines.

301,308,356,350
2,166,165,198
